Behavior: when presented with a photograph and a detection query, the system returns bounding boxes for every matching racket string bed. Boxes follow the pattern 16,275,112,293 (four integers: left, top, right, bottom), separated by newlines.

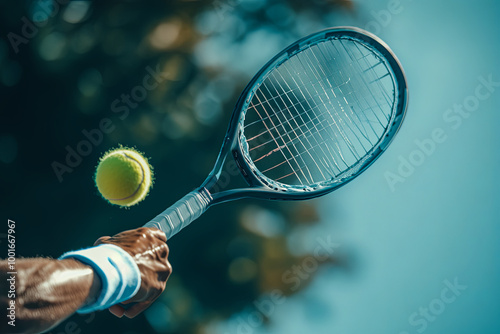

243,37,395,186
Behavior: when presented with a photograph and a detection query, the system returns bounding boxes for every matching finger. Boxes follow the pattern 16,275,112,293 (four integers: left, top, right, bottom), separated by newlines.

158,242,170,260
94,236,111,246
147,227,167,243
123,301,151,318
109,305,125,318
120,299,134,305
160,261,173,282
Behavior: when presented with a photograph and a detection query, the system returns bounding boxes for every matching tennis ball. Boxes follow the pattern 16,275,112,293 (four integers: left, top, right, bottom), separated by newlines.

95,147,153,207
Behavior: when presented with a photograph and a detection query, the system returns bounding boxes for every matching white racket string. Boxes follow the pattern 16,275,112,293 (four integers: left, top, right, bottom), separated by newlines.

243,37,395,186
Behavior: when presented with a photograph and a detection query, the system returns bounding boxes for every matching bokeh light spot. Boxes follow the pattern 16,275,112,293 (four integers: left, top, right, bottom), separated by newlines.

228,257,258,283
149,21,181,50
266,3,294,27
194,91,222,126
70,27,96,54
62,1,91,24
39,32,66,61
29,0,54,23
144,301,172,333
240,206,286,237
77,68,102,97
162,112,193,140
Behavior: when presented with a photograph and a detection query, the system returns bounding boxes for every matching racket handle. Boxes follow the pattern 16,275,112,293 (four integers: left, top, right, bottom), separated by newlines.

143,188,211,240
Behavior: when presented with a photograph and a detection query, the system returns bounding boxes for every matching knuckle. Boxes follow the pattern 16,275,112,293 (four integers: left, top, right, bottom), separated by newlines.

165,261,173,275
159,243,169,258
150,228,167,242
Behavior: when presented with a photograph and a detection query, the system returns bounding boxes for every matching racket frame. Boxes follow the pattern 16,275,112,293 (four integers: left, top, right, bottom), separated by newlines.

201,26,408,205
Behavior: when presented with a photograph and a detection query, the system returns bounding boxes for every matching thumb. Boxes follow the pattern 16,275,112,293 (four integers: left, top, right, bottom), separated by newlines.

94,236,111,246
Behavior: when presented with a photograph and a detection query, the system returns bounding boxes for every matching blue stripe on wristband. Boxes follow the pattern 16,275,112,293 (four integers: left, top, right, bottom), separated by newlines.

59,244,141,313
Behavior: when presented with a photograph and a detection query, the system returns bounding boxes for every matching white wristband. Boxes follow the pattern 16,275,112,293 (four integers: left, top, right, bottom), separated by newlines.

59,244,141,313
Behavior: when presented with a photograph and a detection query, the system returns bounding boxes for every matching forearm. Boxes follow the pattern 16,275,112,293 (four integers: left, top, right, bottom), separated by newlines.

0,258,100,334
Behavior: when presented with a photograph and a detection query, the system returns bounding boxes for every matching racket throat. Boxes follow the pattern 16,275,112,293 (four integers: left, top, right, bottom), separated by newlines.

198,149,250,201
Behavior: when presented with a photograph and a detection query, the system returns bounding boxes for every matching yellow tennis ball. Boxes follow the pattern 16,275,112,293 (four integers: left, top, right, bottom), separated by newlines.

95,147,153,207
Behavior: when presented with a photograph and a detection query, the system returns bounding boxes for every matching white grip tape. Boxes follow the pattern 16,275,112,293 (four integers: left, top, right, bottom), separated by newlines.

144,190,210,239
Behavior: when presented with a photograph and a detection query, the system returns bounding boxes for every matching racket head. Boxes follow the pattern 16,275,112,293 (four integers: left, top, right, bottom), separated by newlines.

215,27,408,201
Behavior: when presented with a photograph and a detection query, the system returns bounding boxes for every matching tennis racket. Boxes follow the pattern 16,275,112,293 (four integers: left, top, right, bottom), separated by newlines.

144,26,408,239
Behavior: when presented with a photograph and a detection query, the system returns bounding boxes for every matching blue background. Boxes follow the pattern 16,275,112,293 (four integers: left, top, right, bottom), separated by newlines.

1,1,499,333
213,1,500,333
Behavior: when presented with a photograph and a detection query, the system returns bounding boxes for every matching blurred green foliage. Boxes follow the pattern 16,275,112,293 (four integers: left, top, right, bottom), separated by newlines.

0,0,355,333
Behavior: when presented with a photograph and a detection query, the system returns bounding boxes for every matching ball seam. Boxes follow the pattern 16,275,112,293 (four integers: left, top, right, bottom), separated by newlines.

104,152,146,201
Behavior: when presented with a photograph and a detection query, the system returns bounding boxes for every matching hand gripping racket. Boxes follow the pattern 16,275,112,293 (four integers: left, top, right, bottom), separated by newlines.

144,27,408,239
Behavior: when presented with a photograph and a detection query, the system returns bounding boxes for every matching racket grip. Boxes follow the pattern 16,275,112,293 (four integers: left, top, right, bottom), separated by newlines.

143,188,211,240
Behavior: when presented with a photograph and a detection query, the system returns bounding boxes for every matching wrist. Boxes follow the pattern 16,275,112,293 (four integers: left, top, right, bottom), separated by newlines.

59,258,102,306
59,244,141,313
